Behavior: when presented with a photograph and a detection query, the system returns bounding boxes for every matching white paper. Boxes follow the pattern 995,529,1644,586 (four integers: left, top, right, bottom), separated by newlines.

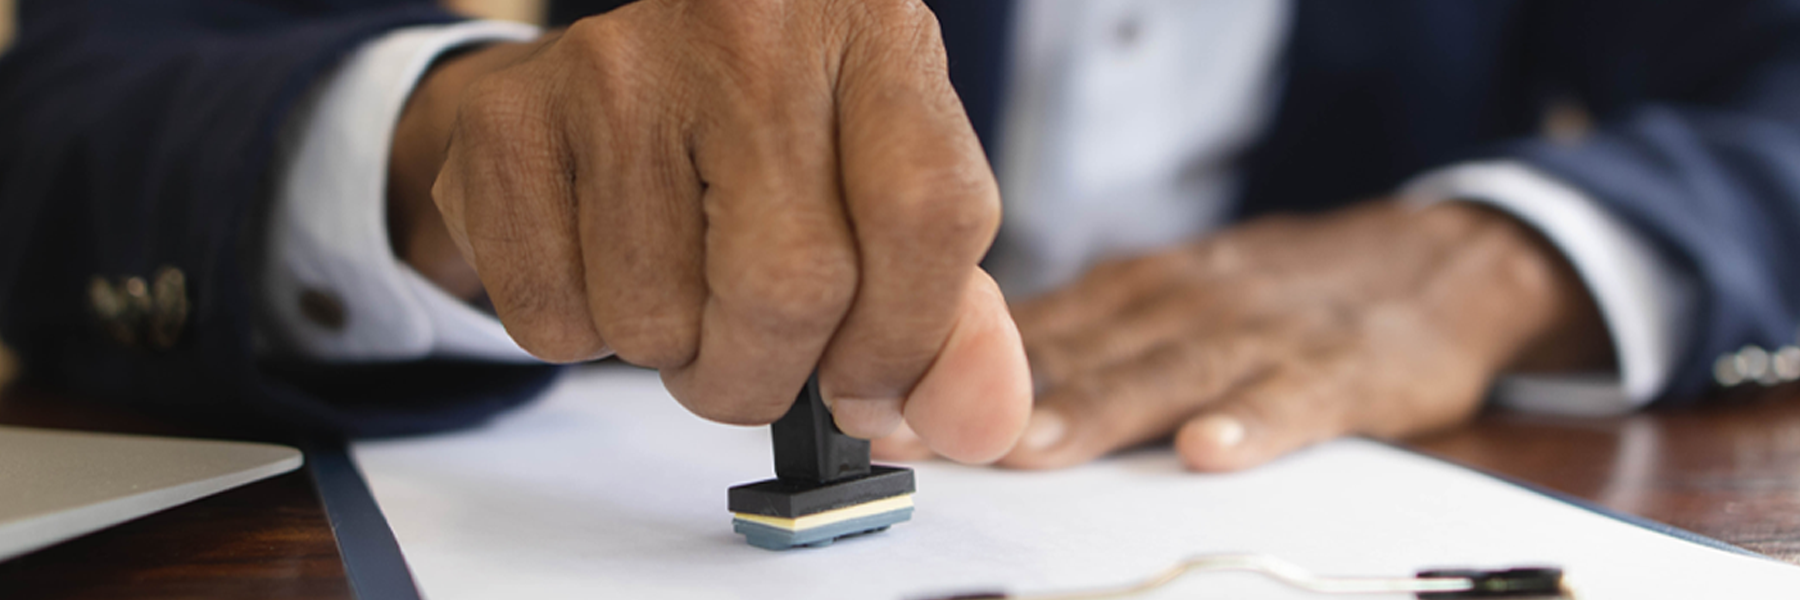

353,364,1800,599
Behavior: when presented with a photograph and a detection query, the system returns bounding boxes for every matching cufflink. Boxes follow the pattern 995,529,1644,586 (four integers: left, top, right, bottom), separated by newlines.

1714,344,1800,387
1774,346,1800,382
298,288,347,331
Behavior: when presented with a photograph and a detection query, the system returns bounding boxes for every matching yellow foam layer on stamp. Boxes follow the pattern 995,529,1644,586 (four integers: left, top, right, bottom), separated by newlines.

732,494,913,532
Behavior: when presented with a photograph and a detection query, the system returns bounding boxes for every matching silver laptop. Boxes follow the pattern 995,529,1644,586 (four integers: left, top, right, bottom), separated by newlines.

0,426,302,561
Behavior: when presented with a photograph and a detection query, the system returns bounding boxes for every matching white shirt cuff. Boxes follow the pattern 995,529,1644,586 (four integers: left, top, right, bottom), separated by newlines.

1403,161,1698,415
263,20,542,363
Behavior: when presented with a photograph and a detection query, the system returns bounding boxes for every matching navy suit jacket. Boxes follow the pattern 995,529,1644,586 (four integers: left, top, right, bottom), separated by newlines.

3,0,1798,437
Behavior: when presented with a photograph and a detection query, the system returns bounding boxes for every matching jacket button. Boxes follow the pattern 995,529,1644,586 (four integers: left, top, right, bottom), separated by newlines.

147,266,188,350
89,276,139,347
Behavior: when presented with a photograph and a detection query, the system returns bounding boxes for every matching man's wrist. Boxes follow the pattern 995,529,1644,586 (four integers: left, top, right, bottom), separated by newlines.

388,39,543,301
1416,202,1614,376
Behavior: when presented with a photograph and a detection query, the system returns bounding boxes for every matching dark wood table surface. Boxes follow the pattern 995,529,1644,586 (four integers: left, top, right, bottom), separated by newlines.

2,379,1798,598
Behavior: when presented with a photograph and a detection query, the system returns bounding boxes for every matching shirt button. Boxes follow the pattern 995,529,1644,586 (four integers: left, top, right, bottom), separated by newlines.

1113,14,1142,49
300,289,347,331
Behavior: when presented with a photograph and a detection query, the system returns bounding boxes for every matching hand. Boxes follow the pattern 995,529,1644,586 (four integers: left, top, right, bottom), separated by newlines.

387,0,1031,463
874,201,1611,470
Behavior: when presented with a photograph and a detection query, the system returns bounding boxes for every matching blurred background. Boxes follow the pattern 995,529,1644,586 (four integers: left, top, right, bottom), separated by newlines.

447,0,546,23
1,0,13,389
0,0,565,389
0,1,545,46
0,0,544,389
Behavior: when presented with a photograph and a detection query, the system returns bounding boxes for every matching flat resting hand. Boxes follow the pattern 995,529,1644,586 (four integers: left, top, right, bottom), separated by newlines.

386,0,1031,463
874,201,1615,471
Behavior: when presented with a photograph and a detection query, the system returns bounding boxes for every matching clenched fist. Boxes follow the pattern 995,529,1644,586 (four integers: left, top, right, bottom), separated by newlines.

387,0,1031,463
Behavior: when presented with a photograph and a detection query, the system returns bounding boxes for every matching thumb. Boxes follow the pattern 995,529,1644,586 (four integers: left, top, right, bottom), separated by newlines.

888,268,1032,464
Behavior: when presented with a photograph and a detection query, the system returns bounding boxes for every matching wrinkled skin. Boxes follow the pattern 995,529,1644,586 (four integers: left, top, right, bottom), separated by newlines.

874,201,1612,471
387,0,1032,464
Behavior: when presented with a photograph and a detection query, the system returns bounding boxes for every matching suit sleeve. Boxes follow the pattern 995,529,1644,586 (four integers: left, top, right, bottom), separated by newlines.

0,0,559,437
1490,0,1800,402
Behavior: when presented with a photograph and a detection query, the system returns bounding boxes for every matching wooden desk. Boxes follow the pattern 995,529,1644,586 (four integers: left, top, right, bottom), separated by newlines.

0,385,351,600
2,381,1798,598
1410,387,1800,563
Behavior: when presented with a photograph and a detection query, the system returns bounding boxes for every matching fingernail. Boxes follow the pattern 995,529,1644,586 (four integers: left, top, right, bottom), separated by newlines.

1192,415,1246,450
1020,409,1066,451
829,396,905,439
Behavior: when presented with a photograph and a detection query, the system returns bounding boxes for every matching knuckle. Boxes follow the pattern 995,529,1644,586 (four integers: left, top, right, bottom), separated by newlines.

601,311,700,369
844,0,935,32
482,270,605,363
561,14,604,49
560,21,648,101
695,401,791,426
572,18,644,69
458,76,543,140
501,313,606,364
865,173,999,252
821,335,936,395
677,385,793,426
832,0,943,63
559,17,670,116
729,243,858,329
563,13,630,55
